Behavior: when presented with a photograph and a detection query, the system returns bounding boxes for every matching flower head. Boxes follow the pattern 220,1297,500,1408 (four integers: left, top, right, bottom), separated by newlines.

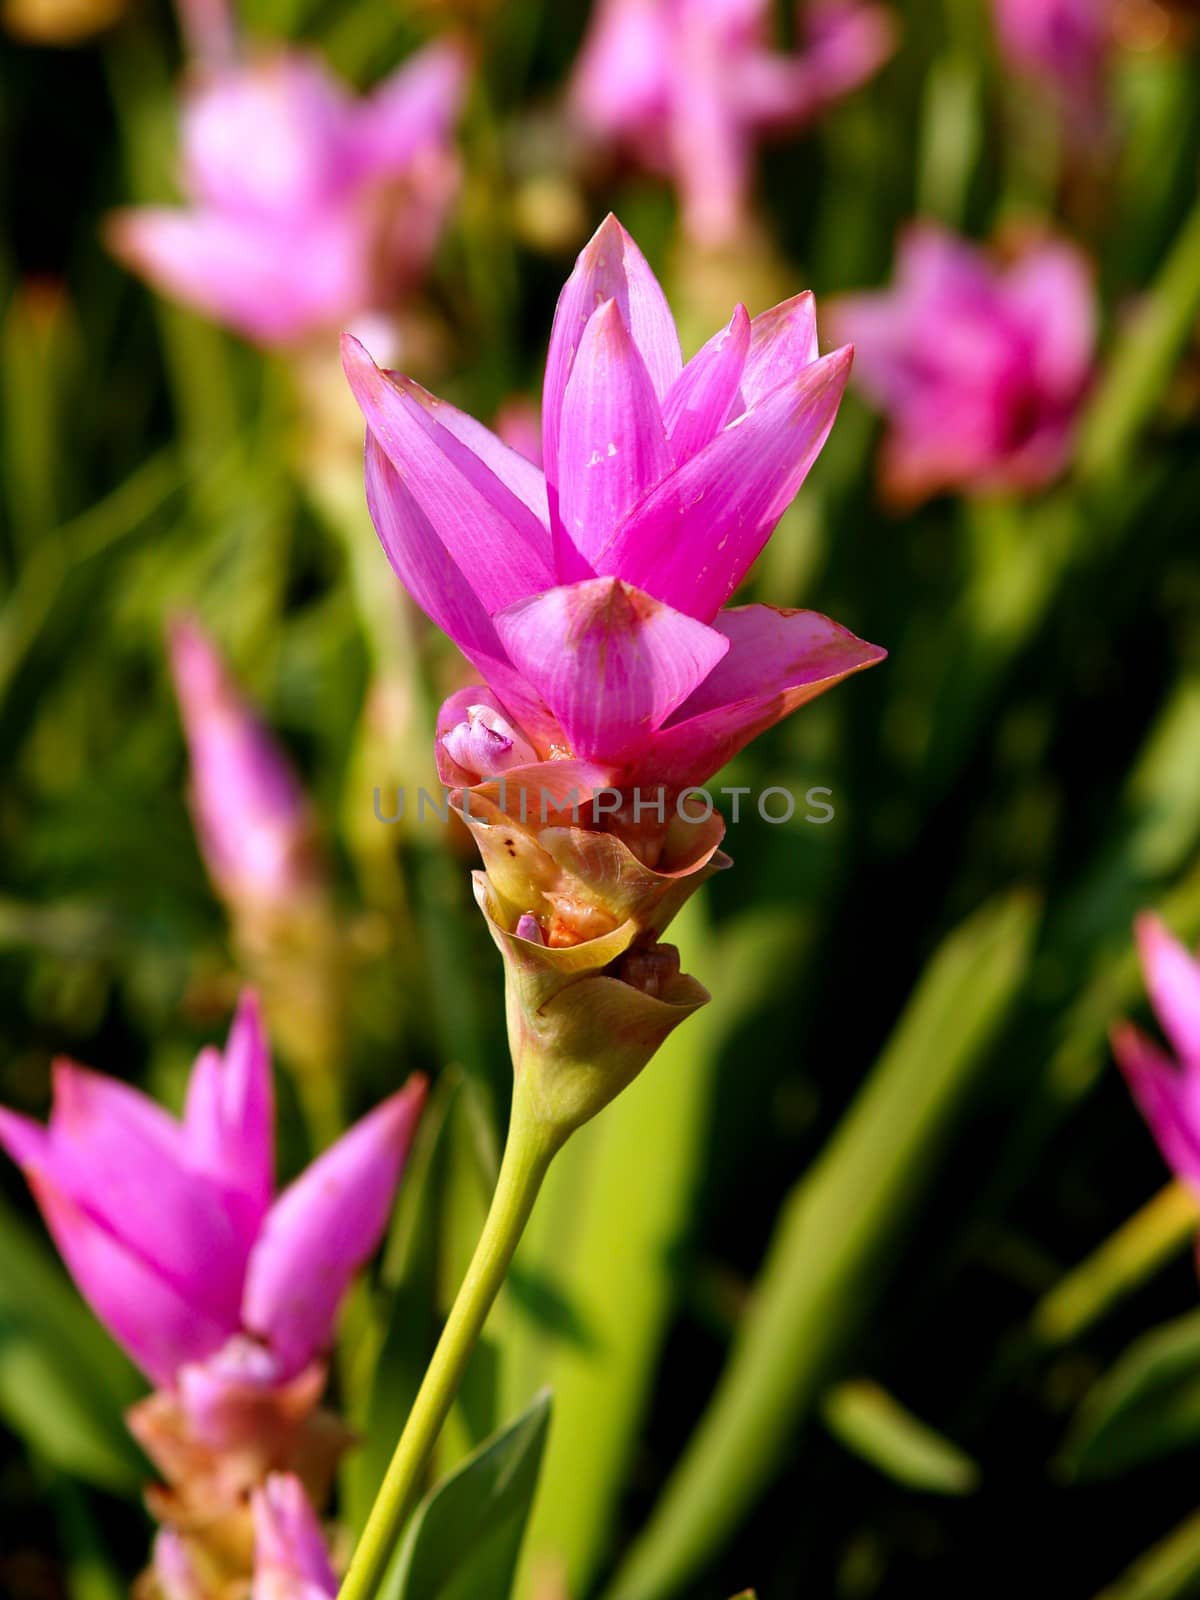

1113,915,1200,1192
570,0,894,245
343,213,882,1132
993,0,1110,138
343,213,884,807
168,616,321,914
0,992,425,1388
832,223,1096,504
108,37,467,345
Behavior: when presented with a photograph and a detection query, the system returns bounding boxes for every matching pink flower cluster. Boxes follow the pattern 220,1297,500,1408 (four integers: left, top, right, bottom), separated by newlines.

571,0,894,244
109,39,466,345
342,214,884,810
834,224,1096,503
0,995,423,1592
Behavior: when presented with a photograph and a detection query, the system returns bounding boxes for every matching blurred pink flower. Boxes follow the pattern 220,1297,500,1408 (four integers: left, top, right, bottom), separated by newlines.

993,0,1110,137
108,40,467,345
832,224,1096,504
168,616,319,913
341,213,884,797
1113,916,1200,1192
570,0,894,245
493,396,544,467
0,992,425,1389
252,1474,338,1600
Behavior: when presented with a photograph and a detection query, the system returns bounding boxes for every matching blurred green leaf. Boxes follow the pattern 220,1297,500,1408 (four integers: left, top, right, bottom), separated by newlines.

381,1388,551,1600
1063,1309,1200,1481
1032,1182,1200,1348
1093,1506,1200,1600
821,1378,980,1496
608,890,1038,1600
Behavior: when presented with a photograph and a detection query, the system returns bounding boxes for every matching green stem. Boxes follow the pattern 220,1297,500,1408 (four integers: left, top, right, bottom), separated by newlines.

339,1083,563,1600
1077,192,1200,483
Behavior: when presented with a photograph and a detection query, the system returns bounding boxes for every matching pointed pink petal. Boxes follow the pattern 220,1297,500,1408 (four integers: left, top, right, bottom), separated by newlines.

362,434,555,743
557,299,672,566
47,1062,250,1330
347,39,467,181
242,1077,426,1374
28,1168,230,1384
168,617,314,907
252,1475,339,1599
1136,915,1200,1068
108,207,368,347
343,335,555,610
1113,1022,1200,1192
736,292,819,411
543,216,682,569
386,374,548,528
493,578,728,765
184,991,274,1226
662,304,751,462
598,345,853,620
653,604,886,786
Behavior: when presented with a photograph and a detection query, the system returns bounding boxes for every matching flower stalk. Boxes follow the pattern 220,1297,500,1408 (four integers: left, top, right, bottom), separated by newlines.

339,1077,565,1600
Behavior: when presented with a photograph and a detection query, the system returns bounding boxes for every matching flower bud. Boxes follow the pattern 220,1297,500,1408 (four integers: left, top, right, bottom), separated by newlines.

474,871,711,1135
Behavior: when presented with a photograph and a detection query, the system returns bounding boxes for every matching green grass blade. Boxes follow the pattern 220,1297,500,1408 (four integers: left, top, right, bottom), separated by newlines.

606,890,1038,1600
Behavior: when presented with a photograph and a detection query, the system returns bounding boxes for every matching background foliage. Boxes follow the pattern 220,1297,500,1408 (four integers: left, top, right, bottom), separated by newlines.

2,0,1200,1595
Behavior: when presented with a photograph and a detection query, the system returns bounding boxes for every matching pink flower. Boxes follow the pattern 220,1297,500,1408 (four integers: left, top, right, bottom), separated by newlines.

570,0,894,245
1113,916,1200,1193
252,1474,338,1600
108,39,467,345
832,224,1096,504
341,214,884,799
0,992,425,1389
168,616,320,912
993,0,1110,138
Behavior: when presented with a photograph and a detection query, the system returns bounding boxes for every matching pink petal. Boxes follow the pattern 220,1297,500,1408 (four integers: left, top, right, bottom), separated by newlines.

108,206,368,347
152,1530,206,1600
571,0,671,138
252,1474,338,1599
168,616,315,907
1004,240,1096,401
343,335,555,611
666,21,753,246
543,216,682,569
14,1159,230,1385
347,39,467,182
45,1062,251,1330
181,53,356,217
241,1077,426,1374
556,299,672,567
362,434,555,742
493,578,729,765
736,292,819,411
1113,1022,1200,1192
597,345,853,620
1136,915,1200,1068
653,604,886,786
662,303,751,463
183,991,274,1228
385,373,549,528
